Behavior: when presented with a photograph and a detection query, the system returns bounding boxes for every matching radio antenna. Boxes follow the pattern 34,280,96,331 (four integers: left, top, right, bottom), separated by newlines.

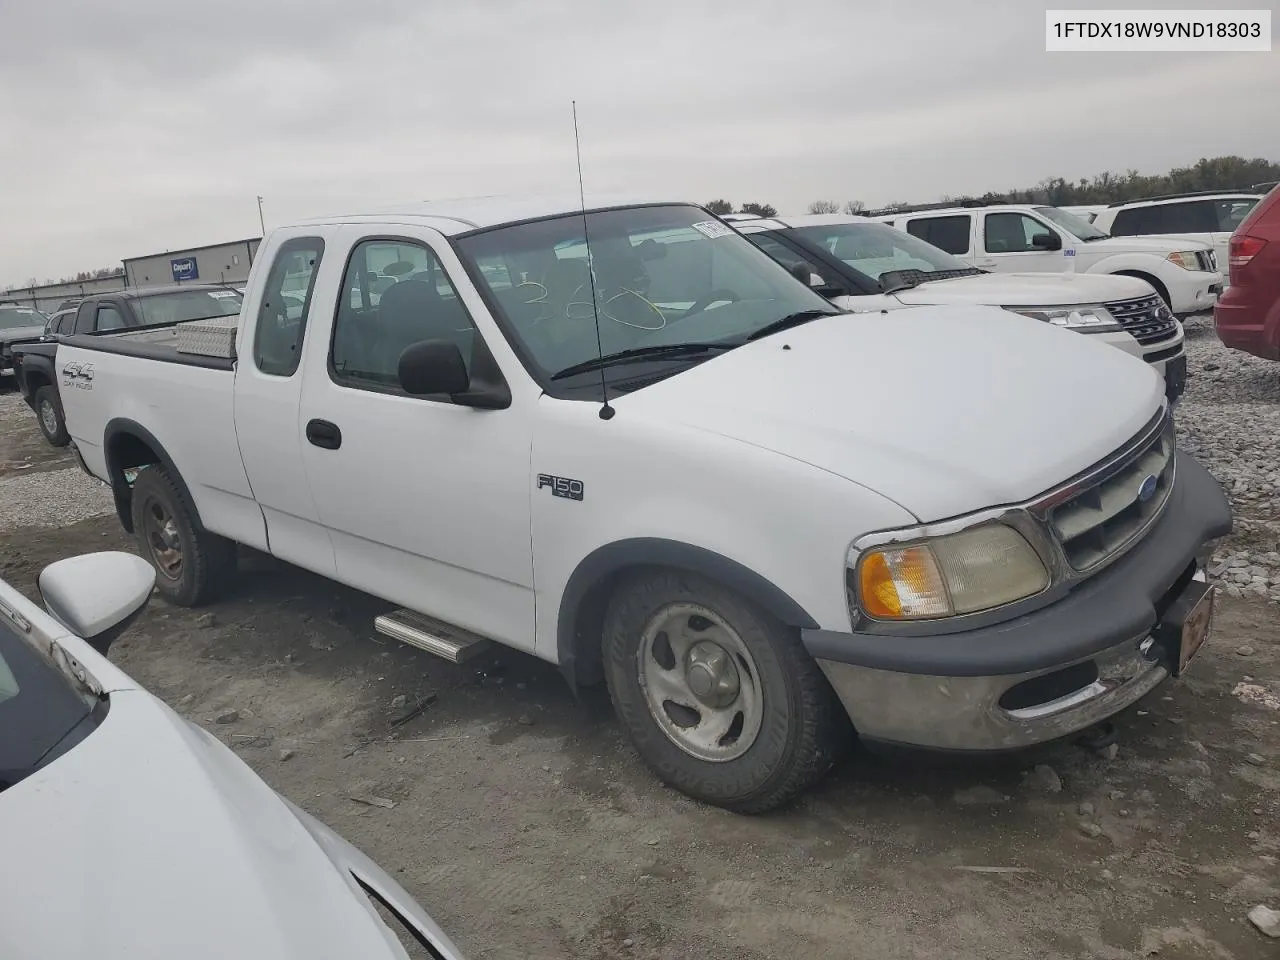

572,100,614,421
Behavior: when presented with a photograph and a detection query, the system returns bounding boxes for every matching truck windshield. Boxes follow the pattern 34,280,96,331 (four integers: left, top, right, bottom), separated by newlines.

452,204,837,387
1035,206,1110,242
788,222,977,284
133,289,243,326
0,307,45,330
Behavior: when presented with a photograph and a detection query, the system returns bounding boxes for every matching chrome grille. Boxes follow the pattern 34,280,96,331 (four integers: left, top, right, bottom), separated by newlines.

1195,249,1217,273
1105,294,1179,344
1045,415,1176,571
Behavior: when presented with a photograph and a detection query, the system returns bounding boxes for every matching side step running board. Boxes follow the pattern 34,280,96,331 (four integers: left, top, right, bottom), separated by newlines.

374,609,491,664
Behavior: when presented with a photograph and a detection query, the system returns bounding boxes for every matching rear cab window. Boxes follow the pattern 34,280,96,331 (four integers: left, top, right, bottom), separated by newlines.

904,215,972,255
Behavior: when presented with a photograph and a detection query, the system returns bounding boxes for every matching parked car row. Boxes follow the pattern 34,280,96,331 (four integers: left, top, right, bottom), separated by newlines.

47,195,1231,816
729,212,1187,400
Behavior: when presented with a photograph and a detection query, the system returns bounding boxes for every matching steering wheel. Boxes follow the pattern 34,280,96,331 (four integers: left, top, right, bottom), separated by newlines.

681,289,740,320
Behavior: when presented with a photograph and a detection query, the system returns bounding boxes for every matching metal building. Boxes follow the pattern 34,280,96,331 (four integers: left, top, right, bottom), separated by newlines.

123,237,261,290
0,274,128,314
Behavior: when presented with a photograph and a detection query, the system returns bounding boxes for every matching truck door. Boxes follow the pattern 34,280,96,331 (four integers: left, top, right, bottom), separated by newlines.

296,226,535,653
231,232,338,577
977,211,1064,273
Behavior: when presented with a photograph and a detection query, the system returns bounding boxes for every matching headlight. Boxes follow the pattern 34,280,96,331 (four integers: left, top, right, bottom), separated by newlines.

1166,251,1203,271
1004,304,1122,332
849,524,1049,621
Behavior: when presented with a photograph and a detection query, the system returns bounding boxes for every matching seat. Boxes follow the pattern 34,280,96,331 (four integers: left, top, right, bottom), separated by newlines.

374,278,473,382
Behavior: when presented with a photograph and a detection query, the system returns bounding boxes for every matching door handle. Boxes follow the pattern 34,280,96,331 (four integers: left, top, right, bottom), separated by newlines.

306,418,342,450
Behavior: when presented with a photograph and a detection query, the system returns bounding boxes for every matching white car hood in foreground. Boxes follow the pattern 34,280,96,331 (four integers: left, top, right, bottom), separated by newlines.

617,305,1164,522
892,270,1154,307
0,685,463,960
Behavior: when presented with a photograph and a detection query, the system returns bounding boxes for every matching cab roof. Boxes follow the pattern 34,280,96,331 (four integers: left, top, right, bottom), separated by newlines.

293,193,693,235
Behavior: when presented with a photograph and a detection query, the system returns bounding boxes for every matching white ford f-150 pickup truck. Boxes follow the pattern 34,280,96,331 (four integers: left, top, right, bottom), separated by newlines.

57,196,1232,813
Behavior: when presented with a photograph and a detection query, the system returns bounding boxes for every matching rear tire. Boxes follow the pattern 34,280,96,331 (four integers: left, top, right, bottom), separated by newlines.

130,465,236,606
602,569,849,813
34,386,69,447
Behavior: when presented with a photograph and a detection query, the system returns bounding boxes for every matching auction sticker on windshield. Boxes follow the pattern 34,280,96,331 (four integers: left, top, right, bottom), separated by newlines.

691,220,735,239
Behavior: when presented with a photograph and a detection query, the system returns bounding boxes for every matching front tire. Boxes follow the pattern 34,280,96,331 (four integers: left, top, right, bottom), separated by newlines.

602,569,849,813
130,465,236,606
34,386,70,447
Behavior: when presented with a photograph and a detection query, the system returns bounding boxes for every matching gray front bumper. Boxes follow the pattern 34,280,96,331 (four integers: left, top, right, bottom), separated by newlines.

817,623,1171,751
804,453,1232,752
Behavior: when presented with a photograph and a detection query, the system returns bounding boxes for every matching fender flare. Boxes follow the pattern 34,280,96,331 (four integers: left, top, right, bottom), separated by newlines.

103,418,204,535
555,537,819,689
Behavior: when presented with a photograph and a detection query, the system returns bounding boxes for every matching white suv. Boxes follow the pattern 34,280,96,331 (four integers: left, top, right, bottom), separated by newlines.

1089,191,1263,285
871,203,1222,316
731,213,1187,400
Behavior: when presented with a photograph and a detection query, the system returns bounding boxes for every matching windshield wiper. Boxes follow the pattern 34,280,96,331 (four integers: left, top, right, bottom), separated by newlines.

744,309,841,342
879,267,984,295
550,342,737,380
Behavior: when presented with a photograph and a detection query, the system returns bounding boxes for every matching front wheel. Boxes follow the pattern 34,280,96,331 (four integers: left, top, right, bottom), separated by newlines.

130,465,236,606
602,569,849,813
34,386,69,447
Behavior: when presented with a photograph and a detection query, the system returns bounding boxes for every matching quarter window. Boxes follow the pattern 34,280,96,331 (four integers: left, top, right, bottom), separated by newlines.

330,239,477,395
253,237,324,377
905,215,971,255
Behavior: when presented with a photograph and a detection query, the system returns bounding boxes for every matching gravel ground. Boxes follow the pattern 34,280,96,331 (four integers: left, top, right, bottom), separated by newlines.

3,321,1280,959
1175,315,1280,599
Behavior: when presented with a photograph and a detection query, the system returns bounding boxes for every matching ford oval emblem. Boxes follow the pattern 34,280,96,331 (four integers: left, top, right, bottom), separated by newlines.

1137,474,1159,503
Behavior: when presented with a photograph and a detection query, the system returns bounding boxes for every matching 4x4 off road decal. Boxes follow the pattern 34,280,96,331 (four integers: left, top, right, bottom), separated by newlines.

537,474,584,501
61,361,94,390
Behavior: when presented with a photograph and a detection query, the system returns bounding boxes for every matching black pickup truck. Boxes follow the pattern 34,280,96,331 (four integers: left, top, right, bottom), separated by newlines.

1,303,48,376
12,284,242,446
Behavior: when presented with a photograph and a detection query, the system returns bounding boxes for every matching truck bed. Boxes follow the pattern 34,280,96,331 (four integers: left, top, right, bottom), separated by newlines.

61,317,237,371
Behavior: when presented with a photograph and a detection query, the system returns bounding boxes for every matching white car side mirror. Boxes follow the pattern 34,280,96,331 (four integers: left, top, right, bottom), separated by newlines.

39,552,156,654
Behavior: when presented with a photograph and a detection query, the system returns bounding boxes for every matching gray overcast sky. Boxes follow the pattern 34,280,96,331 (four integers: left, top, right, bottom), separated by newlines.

1,0,1276,288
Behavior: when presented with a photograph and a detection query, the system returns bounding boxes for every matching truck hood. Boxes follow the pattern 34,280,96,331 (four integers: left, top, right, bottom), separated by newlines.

0,689,463,960
892,271,1153,307
1081,235,1210,254
615,305,1165,522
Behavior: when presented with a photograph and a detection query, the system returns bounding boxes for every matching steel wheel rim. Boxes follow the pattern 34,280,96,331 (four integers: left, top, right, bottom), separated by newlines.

636,602,764,762
142,497,183,581
39,399,57,435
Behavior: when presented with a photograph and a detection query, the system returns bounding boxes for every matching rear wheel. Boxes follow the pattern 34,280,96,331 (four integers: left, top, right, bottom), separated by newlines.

602,569,849,813
130,465,236,606
34,386,69,446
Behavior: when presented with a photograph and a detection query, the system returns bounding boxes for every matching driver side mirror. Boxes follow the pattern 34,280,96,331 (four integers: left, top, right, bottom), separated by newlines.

39,552,156,655
398,339,510,410
1031,232,1063,251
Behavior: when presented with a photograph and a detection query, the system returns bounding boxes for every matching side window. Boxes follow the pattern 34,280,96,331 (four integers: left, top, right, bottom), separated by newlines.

1216,198,1259,232
983,213,1054,253
1110,206,1164,236
95,305,127,331
253,237,324,377
331,238,477,395
906,215,971,255
746,234,832,287
1158,201,1216,234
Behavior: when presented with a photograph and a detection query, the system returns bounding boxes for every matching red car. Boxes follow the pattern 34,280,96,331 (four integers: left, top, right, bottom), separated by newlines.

1215,186,1280,360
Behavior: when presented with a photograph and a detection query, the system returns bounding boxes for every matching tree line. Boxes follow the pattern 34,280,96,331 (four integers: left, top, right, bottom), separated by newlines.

713,155,1279,221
